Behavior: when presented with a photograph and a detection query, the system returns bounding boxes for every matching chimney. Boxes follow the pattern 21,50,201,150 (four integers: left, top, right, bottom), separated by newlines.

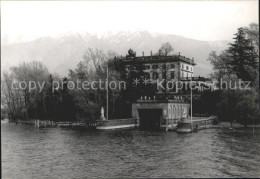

151,51,152,56
142,51,144,57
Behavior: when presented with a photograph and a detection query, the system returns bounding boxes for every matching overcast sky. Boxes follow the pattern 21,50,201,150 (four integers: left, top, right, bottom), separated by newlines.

1,1,258,44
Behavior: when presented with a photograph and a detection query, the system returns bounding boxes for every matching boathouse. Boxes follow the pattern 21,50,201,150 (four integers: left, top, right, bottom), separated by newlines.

132,97,190,131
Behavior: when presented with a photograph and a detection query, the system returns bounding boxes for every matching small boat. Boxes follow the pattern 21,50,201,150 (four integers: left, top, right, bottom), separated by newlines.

177,116,217,133
176,118,197,133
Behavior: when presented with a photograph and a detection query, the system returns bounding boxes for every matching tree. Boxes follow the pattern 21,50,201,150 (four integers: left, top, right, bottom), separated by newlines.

207,24,260,126
11,61,50,120
126,48,136,58
1,61,50,121
217,89,260,127
156,62,173,100
1,72,22,120
235,89,260,126
159,42,174,56
67,48,127,120
228,27,258,82
207,50,238,90
83,48,107,73
207,50,232,80
245,23,259,54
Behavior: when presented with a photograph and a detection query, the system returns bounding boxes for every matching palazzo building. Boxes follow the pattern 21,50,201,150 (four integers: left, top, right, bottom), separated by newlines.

124,52,196,83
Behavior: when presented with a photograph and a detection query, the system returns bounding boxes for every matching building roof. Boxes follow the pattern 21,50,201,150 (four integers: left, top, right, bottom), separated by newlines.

180,76,210,81
123,55,196,66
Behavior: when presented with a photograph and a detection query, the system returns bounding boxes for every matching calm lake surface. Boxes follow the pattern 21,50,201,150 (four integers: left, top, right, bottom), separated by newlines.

2,122,260,178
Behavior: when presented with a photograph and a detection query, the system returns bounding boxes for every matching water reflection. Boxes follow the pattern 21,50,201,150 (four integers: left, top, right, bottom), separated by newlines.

2,123,260,178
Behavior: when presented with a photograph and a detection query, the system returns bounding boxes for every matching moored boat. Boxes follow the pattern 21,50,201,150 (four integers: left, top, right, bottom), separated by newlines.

176,118,197,133
177,116,217,133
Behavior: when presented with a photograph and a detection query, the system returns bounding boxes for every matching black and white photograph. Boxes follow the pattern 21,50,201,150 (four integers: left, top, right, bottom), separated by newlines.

1,0,259,178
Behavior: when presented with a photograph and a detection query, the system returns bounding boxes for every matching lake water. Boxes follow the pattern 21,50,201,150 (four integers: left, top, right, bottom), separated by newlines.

2,122,260,178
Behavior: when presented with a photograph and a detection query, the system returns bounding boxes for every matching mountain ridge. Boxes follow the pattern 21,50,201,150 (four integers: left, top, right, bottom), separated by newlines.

1,31,230,77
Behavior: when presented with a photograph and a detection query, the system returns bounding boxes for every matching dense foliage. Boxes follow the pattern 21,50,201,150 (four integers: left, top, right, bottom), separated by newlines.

1,48,153,122
207,23,259,126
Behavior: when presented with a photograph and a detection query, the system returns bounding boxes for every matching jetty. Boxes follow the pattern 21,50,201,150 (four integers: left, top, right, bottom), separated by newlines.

96,118,138,130
10,119,96,129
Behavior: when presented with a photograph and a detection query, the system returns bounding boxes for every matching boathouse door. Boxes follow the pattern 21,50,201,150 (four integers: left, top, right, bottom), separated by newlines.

138,109,162,130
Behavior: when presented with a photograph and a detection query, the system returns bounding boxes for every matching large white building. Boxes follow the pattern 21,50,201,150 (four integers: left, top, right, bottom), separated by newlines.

124,52,196,83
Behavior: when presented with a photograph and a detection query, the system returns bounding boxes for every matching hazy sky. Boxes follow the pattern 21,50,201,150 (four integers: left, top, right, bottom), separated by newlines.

1,1,259,44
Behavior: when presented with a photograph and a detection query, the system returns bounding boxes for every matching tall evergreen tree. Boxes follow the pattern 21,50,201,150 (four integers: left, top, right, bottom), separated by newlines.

228,27,258,82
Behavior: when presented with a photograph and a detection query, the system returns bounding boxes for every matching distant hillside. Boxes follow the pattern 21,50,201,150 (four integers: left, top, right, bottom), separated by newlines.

1,31,230,77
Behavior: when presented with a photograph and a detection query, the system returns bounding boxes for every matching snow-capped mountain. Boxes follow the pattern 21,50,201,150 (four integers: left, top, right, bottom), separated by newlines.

1,31,230,77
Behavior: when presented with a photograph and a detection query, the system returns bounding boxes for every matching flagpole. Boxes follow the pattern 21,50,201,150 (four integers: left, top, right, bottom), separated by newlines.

190,76,193,123
106,66,109,120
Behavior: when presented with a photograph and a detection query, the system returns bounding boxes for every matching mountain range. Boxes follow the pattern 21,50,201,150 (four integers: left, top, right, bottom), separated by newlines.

1,31,231,77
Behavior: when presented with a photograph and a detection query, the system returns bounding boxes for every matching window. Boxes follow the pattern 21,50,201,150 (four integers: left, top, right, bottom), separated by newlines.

170,64,175,68
181,72,184,77
191,67,193,71
186,66,189,70
153,72,158,80
162,73,166,79
168,83,173,89
181,64,184,69
152,65,158,69
145,73,150,79
145,65,150,70
171,72,175,79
